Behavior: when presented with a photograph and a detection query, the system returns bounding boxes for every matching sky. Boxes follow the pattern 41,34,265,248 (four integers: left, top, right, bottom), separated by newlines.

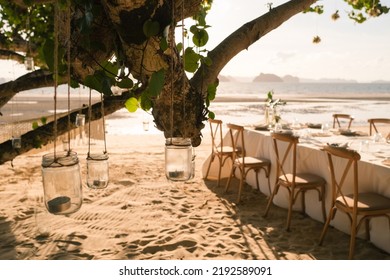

204,0,390,82
1,0,390,83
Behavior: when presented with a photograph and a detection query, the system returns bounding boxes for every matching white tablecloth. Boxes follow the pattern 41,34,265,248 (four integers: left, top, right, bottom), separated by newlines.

202,127,390,253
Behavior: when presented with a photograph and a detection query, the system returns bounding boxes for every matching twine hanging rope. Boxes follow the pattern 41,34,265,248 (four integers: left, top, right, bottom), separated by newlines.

181,0,188,138
66,0,72,152
169,0,175,140
53,1,59,159
87,88,92,157
101,93,107,154
87,90,108,158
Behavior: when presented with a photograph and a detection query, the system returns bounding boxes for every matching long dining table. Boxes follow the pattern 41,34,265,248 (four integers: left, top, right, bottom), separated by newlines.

201,125,390,254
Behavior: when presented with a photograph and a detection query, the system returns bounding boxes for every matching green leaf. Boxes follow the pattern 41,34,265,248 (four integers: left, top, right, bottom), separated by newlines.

32,121,39,130
208,111,215,120
184,48,200,73
101,76,113,96
140,95,152,111
42,39,54,72
125,97,139,113
101,61,118,79
160,37,168,52
207,83,217,101
84,74,103,93
143,20,160,37
149,69,166,97
117,77,134,89
176,42,183,54
40,117,47,125
192,29,209,47
70,79,80,88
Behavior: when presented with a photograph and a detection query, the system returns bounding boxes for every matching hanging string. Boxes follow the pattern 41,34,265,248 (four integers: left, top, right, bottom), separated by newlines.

87,88,92,158
181,0,187,138
53,1,59,159
101,93,107,154
66,0,71,152
169,0,175,140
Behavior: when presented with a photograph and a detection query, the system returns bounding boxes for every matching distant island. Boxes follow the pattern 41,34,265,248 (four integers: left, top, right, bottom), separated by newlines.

218,73,389,83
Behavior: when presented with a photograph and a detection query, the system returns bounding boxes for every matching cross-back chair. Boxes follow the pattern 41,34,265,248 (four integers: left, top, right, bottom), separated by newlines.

319,145,390,259
204,119,237,187
224,123,271,203
332,114,354,129
367,118,390,136
263,132,326,231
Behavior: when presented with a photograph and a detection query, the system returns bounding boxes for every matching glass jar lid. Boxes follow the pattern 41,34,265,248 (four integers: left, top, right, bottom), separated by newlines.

87,153,109,161
165,137,192,146
42,151,79,168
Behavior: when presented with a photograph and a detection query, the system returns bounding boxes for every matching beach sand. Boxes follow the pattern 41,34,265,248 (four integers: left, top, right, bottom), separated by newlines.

1,122,389,260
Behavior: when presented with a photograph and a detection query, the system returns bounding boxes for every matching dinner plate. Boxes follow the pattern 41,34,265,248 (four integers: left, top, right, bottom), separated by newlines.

255,124,269,131
382,159,390,166
340,130,357,136
307,123,321,129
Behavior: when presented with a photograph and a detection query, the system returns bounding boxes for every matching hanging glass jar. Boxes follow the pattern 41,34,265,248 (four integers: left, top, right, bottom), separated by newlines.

75,113,85,127
86,153,109,189
165,137,193,181
41,151,82,215
12,131,22,149
24,56,34,71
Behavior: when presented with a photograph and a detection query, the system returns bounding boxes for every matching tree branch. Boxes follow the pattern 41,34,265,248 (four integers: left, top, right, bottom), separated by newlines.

191,0,317,94
0,92,131,165
0,69,58,109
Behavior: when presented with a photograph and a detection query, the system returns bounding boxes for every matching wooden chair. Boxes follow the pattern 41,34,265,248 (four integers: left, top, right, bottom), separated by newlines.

224,123,271,203
367,118,390,136
319,145,390,259
332,114,354,129
204,119,236,187
263,132,326,231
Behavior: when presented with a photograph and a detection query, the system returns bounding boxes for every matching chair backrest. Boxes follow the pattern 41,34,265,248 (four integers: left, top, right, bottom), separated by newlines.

209,119,225,153
226,123,246,162
271,132,299,185
323,145,361,207
333,114,354,129
367,118,390,136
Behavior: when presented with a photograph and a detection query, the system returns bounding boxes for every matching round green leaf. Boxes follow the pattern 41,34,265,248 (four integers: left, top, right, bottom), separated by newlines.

143,20,160,37
125,97,139,113
192,29,209,47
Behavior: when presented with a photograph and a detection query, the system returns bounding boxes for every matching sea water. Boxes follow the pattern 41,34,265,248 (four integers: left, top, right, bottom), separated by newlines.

3,82,390,136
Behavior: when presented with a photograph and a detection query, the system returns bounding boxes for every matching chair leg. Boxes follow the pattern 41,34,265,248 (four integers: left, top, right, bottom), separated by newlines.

265,166,271,196
263,183,279,217
320,185,326,223
286,189,294,231
225,166,235,193
319,207,336,245
204,153,215,180
301,190,306,215
216,157,222,187
237,171,244,204
349,216,358,259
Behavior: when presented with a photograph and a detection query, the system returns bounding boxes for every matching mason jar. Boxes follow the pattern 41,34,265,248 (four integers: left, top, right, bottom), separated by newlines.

25,56,34,71
41,151,82,215
165,138,193,181
86,153,109,189
12,135,22,149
